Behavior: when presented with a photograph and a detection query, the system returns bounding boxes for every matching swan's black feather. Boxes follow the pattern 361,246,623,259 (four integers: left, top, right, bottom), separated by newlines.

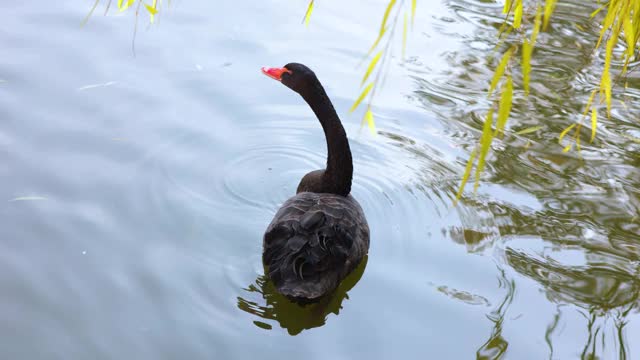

263,192,369,302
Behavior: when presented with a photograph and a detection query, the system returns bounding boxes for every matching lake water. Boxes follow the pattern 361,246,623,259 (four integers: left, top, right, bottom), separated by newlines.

1,0,639,359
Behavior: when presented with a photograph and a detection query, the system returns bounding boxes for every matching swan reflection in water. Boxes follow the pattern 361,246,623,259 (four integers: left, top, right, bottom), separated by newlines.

237,256,368,335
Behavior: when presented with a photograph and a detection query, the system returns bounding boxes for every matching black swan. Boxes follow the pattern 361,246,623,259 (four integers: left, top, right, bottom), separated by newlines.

261,63,370,302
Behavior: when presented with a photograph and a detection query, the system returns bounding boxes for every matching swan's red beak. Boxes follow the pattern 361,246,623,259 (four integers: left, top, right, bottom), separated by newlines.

261,66,291,81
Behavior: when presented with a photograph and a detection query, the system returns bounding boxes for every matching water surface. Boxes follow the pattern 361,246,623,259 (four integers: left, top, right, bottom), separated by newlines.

1,0,639,359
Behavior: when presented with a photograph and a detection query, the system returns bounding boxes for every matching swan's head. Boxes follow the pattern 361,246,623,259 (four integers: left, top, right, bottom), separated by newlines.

261,63,318,95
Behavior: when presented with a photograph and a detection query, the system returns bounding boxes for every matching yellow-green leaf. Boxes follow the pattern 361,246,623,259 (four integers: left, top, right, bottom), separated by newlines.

543,0,557,31
523,5,542,96
562,144,572,153
515,126,543,135
503,0,513,14
350,83,374,113
620,99,628,110
590,3,607,18
583,89,596,116
558,123,576,143
118,0,135,11
145,1,158,22
596,0,620,49
495,76,513,135
81,0,100,27
303,0,314,26
623,15,635,59
368,27,387,55
635,8,640,43
365,0,396,56
522,40,532,96
590,107,597,142
145,5,157,20
379,0,397,40
455,149,478,203
531,4,542,44
488,49,512,97
402,12,408,59
411,0,417,27
513,0,523,28
600,69,612,116
362,107,376,135
362,51,382,86
575,124,582,152
475,109,494,192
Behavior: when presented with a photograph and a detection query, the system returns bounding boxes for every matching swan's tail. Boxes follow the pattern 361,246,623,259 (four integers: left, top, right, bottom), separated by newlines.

263,211,353,302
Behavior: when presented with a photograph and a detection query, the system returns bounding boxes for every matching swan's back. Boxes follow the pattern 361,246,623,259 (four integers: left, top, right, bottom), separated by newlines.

263,192,369,302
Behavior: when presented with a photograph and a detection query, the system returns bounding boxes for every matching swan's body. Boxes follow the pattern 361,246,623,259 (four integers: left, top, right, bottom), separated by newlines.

263,193,369,301
261,63,370,302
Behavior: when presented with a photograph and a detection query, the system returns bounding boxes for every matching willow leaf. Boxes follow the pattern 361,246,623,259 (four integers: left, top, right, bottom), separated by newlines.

411,0,417,27
635,1,640,37
145,5,157,18
368,27,387,55
601,67,612,116
488,49,512,97
81,0,100,27
600,27,616,117
366,1,395,55
402,13,408,59
379,0,397,40
522,5,542,96
475,109,494,192
455,149,478,203
531,4,542,44
513,0,523,28
543,0,557,31
558,123,576,143
623,15,635,58
363,107,376,135
362,51,382,86
583,89,596,116
590,107,597,142
522,40,532,96
596,1,620,49
515,126,543,135
495,76,513,135
635,8,640,43
303,0,314,26
350,83,374,113
146,1,158,22
503,0,512,14
590,3,607,18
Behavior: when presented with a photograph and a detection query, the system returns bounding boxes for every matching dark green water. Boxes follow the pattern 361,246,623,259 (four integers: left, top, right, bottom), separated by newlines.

1,0,639,359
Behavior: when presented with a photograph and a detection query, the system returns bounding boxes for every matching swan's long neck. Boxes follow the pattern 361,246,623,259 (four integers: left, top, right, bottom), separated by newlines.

301,82,353,196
